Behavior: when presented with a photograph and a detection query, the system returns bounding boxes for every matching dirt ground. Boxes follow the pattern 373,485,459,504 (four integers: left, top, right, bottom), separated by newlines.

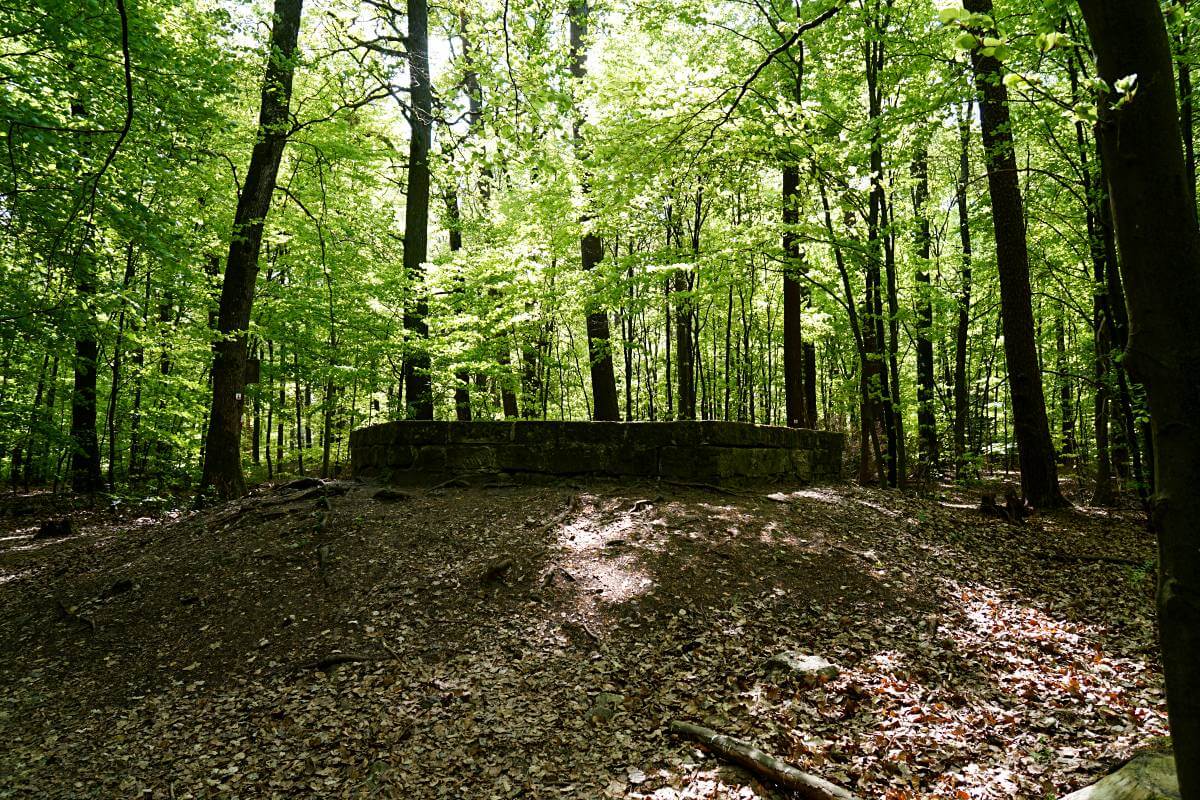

0,476,1165,799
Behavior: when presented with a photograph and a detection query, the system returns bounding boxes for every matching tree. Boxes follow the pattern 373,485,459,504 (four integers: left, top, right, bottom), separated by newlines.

912,140,937,474
961,0,1065,507
199,0,304,499
1078,0,1200,791
402,0,434,420
953,103,974,479
569,0,621,421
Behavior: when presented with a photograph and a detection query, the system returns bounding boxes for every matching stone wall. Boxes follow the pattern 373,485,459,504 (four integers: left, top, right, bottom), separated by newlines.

350,421,843,484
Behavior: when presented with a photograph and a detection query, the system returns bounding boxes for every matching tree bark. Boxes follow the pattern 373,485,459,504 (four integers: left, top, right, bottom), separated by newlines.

783,162,807,429
569,0,620,421
963,0,1064,506
199,0,303,499
954,105,974,479
912,143,938,474
864,18,899,487
403,0,434,420
1078,0,1200,792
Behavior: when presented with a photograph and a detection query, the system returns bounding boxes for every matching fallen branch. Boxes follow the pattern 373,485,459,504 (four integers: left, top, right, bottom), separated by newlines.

669,721,859,800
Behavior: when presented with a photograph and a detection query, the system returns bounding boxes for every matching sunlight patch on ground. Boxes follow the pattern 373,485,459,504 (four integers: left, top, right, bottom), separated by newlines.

767,488,843,505
948,582,1163,726
851,497,902,518
552,497,654,605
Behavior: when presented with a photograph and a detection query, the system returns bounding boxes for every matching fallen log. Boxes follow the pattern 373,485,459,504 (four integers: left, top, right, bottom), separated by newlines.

1060,748,1177,800
669,721,859,800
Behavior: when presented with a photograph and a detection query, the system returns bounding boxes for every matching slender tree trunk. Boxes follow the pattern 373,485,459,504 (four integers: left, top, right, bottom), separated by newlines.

1056,314,1076,459
199,0,303,499
1178,1,1197,217
103,241,137,487
321,380,334,478
783,162,807,429
446,190,473,421
954,106,974,479
864,23,898,487
964,0,1064,506
1079,1,1200,791
569,0,620,421
883,190,906,483
265,341,275,480
403,0,434,419
912,143,937,474
674,265,695,419
498,344,520,418
68,91,102,494
69,244,103,493
128,275,146,481
292,350,304,475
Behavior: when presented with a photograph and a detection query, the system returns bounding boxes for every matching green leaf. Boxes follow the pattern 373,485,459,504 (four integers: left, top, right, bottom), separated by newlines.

953,31,979,51
937,7,968,25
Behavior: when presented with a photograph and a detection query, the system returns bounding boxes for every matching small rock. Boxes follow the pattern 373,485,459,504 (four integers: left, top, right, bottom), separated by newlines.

762,651,839,686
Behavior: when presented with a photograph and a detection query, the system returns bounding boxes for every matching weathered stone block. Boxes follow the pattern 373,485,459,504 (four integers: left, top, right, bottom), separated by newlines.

413,445,448,470
605,446,659,477
447,421,513,444
557,421,627,445
393,421,449,446
444,444,498,472
789,450,811,480
513,421,561,444
351,421,845,484
385,445,419,469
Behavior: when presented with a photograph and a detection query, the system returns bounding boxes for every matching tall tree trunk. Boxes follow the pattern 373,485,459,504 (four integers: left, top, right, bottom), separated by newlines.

912,143,938,474
782,44,809,429
199,0,303,499
783,162,807,429
403,0,434,419
1056,314,1076,459
674,267,695,419
1068,52,1117,504
68,91,102,495
963,0,1064,506
1178,0,1197,217
265,341,275,480
954,105,974,479
1079,0,1200,790
883,190,906,483
104,241,138,487
569,0,620,421
864,17,899,487
446,190,473,421
294,349,304,476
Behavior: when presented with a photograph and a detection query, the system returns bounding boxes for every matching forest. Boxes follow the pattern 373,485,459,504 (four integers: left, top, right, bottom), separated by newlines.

3,0,1200,798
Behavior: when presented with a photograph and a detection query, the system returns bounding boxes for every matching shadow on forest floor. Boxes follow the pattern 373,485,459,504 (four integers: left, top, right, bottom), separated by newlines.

0,476,1164,799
